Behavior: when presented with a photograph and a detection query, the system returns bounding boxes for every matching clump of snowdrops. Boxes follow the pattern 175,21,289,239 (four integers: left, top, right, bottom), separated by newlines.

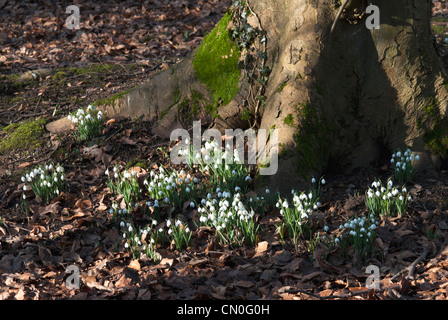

67,104,104,141
324,214,378,260
106,166,141,207
391,148,419,184
275,189,321,250
365,178,411,217
197,190,259,247
21,163,66,204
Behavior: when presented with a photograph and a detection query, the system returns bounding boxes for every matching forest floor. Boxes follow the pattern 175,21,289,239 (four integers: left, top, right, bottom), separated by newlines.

1,0,448,301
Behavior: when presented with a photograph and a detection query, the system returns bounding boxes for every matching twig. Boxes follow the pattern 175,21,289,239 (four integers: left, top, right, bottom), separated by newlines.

408,248,429,279
282,285,401,300
390,248,429,281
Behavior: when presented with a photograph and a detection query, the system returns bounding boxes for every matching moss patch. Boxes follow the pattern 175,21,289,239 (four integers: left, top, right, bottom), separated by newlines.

67,63,116,75
0,118,47,155
417,97,448,157
177,90,213,122
284,114,294,127
126,159,150,170
192,11,241,108
277,81,288,93
94,87,136,106
293,103,330,179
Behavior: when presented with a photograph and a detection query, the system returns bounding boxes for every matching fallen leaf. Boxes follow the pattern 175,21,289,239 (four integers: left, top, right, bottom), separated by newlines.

253,241,269,258
18,162,31,169
302,272,321,282
14,288,25,300
38,202,61,216
236,280,254,288
128,259,141,271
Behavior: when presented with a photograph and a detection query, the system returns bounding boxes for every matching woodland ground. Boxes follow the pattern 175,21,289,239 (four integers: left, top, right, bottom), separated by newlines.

0,0,448,301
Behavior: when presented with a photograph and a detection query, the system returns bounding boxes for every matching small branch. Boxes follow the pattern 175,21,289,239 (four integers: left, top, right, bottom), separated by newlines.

407,248,429,279
282,285,401,300
390,248,429,281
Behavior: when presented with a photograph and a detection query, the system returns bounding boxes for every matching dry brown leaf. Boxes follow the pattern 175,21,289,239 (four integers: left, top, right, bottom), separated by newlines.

128,259,141,271
38,202,61,216
14,288,25,300
253,240,269,258
235,280,254,288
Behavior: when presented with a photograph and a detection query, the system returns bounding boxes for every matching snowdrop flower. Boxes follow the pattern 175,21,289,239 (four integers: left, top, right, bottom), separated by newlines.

324,225,329,232
311,177,316,183
166,220,172,228
335,238,340,244
23,185,28,191
415,155,420,161
124,243,129,248
128,226,133,232
235,186,241,192
321,178,326,184
190,202,195,208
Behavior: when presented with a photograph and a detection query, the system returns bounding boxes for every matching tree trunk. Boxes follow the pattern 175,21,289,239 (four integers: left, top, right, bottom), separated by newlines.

101,0,448,194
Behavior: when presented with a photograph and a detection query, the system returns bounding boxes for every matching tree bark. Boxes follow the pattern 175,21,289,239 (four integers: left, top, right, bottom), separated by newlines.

101,0,448,194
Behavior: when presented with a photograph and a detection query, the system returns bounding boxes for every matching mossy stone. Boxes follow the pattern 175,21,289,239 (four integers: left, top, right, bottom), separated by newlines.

0,118,47,155
192,11,241,108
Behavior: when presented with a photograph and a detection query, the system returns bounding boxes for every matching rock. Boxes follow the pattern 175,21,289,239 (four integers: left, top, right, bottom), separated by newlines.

46,117,72,134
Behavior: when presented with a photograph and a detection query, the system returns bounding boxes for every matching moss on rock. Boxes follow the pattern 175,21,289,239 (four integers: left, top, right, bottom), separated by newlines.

293,103,330,179
0,118,47,155
94,87,136,106
417,97,448,157
192,11,241,108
